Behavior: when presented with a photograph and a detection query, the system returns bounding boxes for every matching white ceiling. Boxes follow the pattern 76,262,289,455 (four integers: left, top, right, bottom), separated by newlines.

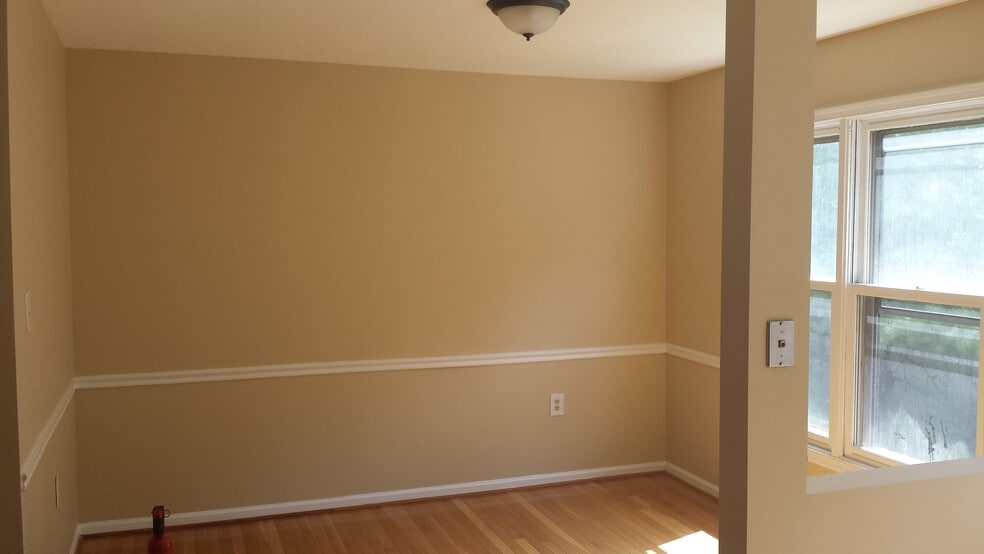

40,0,965,82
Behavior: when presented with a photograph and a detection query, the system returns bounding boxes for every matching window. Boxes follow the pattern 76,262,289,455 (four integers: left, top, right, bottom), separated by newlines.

809,98,984,468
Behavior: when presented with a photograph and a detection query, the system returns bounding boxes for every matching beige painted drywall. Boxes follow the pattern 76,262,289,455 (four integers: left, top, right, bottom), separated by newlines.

788,2,984,549
666,357,719,485
665,61,725,492
667,69,724,357
67,50,670,522
7,0,79,552
667,0,984,357
0,1,25,551
817,0,984,108
714,0,984,551
719,0,816,549
9,0,75,464
20,403,78,554
63,0,984,536
77,355,666,521
664,0,984,495
67,50,668,376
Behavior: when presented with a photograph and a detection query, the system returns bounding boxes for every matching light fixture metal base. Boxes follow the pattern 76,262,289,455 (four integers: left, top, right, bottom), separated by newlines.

487,0,571,41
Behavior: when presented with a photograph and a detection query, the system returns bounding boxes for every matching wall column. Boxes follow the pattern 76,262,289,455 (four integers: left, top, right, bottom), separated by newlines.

719,0,815,552
0,0,26,550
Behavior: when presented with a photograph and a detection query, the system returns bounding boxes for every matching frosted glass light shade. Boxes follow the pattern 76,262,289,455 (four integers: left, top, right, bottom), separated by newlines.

487,0,570,41
498,6,561,38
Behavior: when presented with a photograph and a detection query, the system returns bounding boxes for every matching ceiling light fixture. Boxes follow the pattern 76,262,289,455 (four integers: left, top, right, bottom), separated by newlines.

486,0,570,41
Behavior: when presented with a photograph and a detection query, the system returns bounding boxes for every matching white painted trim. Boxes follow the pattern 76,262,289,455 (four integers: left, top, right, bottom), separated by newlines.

69,527,80,554
27,344,671,492
806,446,869,473
665,344,720,369
808,456,984,495
20,382,75,491
815,81,984,121
76,462,667,535
665,463,719,498
75,343,668,389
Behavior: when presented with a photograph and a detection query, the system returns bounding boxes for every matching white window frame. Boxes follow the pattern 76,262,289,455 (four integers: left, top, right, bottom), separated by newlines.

810,85,984,469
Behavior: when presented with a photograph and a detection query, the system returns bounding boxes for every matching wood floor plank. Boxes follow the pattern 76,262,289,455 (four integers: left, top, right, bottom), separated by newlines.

315,512,350,553
509,493,588,553
262,519,288,554
423,499,500,553
452,497,515,552
78,473,718,553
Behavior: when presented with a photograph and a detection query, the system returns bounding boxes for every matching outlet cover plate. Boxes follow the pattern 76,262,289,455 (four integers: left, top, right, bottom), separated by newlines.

767,319,795,367
550,393,565,416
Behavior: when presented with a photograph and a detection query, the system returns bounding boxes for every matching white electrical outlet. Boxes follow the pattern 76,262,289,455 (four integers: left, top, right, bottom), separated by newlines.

550,393,565,416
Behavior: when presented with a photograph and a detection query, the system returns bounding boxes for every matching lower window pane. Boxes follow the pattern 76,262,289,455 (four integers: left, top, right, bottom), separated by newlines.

859,297,980,463
808,291,832,434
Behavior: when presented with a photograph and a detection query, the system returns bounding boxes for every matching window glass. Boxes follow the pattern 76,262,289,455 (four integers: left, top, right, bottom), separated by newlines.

871,119,984,294
858,297,980,462
808,290,832,435
811,138,839,281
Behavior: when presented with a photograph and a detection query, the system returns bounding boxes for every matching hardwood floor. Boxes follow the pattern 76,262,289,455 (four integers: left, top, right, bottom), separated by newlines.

78,473,718,553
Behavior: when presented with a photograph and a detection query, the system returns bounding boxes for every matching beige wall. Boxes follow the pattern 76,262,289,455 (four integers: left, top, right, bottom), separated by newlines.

667,69,723,356
67,50,670,521
665,69,724,485
720,1,816,549
664,0,984,492
7,0,79,552
9,0,75,464
666,1,984,354
77,356,665,521
817,0,984,107
67,50,668,376
661,0,984,550
792,2,984,550
666,358,719,485
20,404,78,554
1,1,25,551
32,0,984,538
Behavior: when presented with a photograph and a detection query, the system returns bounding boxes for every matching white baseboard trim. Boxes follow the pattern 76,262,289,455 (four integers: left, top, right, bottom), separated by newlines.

665,463,720,498
76,462,668,535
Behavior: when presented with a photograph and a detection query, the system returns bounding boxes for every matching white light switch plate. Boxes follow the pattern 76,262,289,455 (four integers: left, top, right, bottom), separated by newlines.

767,319,794,367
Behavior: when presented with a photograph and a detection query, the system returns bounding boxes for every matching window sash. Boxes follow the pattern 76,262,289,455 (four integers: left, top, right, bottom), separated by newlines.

840,285,984,467
811,98,984,468
855,295,980,463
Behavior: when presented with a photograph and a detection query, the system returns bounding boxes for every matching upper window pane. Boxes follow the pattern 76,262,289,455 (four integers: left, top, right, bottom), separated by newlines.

870,119,984,294
811,138,839,281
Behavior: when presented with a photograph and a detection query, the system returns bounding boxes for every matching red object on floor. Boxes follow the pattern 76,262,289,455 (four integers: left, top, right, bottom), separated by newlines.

148,505,173,554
